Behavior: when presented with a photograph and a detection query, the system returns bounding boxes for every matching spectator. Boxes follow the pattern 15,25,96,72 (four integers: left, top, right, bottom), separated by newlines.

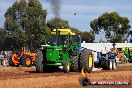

109,43,118,70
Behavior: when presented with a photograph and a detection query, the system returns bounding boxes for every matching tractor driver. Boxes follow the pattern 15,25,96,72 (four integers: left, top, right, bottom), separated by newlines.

64,40,67,47
63,36,72,47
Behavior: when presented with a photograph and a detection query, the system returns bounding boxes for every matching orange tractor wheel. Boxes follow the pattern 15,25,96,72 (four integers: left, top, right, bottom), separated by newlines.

9,54,20,66
21,54,32,67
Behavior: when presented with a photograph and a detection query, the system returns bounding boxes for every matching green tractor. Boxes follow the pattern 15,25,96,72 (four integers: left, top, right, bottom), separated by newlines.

128,48,132,63
122,47,132,63
35,29,93,73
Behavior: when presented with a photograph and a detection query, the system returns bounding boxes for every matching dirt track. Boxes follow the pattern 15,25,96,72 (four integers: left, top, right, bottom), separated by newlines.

0,64,132,88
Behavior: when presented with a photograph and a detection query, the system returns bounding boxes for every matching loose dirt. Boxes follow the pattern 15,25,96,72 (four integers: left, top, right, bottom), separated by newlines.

0,64,132,88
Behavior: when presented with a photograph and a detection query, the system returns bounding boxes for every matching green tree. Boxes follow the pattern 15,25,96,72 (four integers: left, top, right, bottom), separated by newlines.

71,28,81,35
71,28,95,43
26,0,49,50
0,28,7,50
47,18,70,30
130,31,132,43
4,0,28,49
90,12,131,43
80,31,95,43
4,0,49,50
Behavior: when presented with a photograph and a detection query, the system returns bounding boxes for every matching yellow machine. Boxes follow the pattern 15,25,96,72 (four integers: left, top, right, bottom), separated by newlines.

51,29,76,35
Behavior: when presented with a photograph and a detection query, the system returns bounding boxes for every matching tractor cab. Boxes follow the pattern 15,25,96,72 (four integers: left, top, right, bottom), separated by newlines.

51,29,81,46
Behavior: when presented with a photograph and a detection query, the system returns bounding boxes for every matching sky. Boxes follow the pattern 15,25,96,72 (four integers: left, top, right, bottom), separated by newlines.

0,0,132,41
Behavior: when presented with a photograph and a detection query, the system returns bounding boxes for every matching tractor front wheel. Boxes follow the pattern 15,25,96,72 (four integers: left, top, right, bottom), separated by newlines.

63,61,70,73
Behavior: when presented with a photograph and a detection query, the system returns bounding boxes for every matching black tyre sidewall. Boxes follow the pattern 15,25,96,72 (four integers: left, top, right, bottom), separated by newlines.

63,61,70,73
79,48,93,73
21,54,32,67
70,55,79,72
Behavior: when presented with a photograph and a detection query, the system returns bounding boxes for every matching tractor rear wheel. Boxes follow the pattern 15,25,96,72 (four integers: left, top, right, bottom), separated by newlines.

35,49,44,73
21,54,32,67
70,55,79,72
79,48,93,73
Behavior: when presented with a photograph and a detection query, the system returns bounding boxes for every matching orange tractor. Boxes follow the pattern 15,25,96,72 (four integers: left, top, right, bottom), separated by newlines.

9,47,36,67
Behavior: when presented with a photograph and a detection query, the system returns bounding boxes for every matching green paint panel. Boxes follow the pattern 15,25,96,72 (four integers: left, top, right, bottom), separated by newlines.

44,45,69,66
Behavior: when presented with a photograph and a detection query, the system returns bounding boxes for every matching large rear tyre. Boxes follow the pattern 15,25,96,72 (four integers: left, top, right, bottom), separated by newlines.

21,54,32,67
70,55,79,72
35,49,44,73
79,49,93,73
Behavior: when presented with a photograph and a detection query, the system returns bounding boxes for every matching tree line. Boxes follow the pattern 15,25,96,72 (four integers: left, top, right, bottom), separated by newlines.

0,0,131,51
